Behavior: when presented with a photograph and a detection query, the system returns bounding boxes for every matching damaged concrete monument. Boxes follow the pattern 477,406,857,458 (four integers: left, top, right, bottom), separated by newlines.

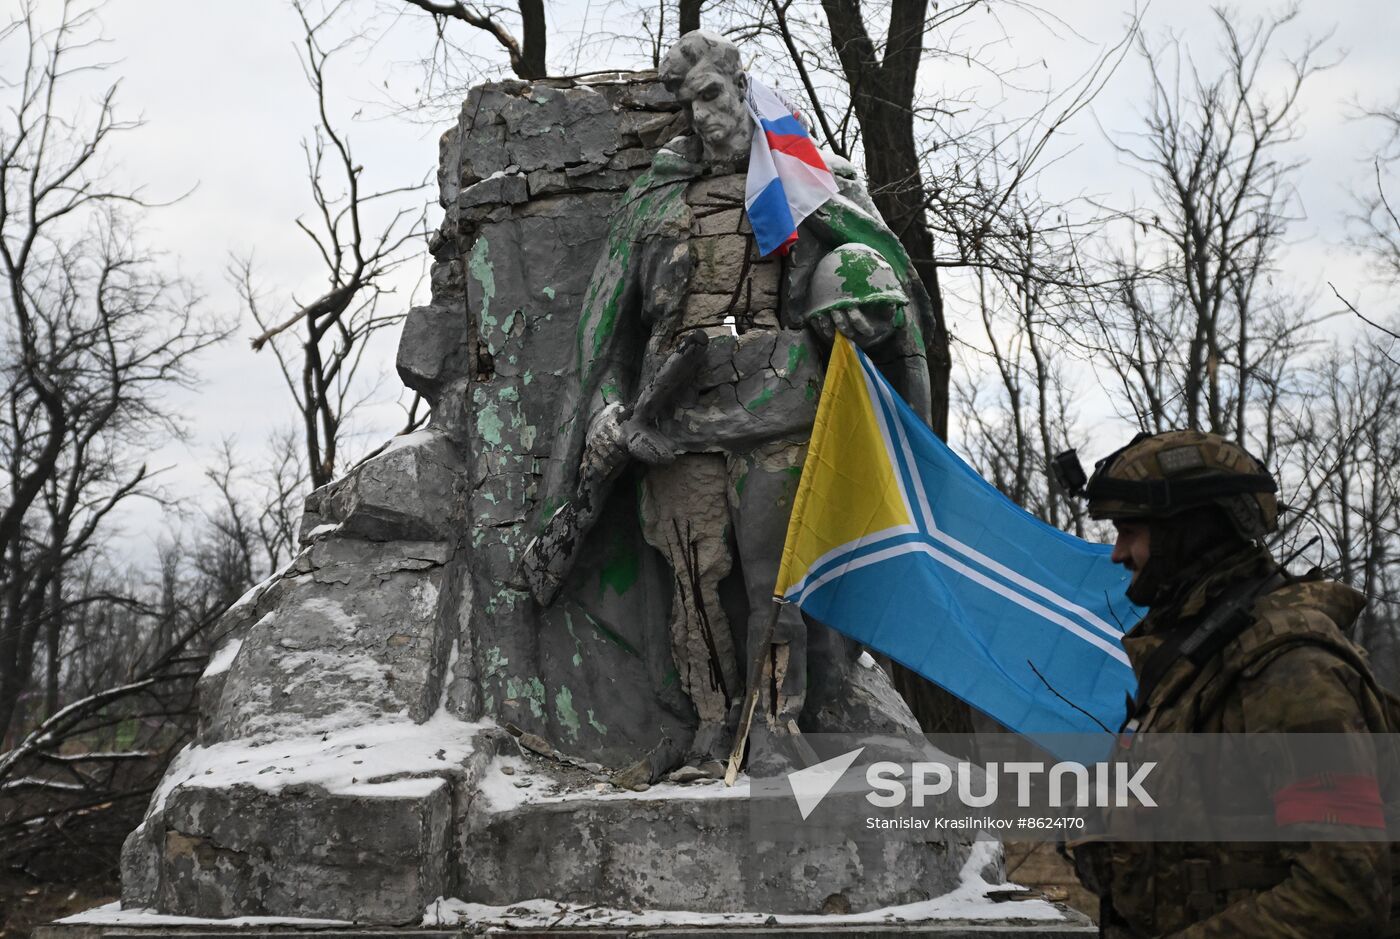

113,30,1086,933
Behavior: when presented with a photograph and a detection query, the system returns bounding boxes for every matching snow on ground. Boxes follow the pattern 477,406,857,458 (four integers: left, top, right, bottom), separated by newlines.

61,902,351,927
423,840,1066,928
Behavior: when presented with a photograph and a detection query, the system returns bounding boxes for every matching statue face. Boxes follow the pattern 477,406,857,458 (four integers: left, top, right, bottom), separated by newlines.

675,62,752,164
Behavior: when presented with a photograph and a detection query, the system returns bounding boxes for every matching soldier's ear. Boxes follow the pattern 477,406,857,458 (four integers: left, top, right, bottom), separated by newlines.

735,71,748,95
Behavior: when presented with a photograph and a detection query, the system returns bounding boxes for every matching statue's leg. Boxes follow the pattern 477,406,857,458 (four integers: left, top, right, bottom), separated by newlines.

727,440,809,739
639,453,740,770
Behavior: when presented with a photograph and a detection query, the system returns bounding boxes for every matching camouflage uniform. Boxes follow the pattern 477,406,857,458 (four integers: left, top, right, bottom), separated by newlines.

1062,431,1393,937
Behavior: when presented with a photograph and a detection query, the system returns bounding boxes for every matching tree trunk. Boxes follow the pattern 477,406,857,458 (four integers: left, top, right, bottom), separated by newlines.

818,0,950,438
679,0,704,33
819,0,967,735
517,0,547,79
45,573,61,718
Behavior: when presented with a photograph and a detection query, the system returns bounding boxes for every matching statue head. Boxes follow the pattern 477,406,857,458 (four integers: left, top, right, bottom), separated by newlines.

660,30,753,165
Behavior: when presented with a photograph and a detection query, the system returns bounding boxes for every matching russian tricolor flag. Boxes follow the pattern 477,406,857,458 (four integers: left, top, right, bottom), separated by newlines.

744,78,839,257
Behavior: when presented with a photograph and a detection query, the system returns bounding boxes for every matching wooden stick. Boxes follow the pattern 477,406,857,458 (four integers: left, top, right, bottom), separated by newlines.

724,598,784,786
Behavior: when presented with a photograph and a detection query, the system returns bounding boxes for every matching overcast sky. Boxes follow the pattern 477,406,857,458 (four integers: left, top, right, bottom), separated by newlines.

12,0,1398,563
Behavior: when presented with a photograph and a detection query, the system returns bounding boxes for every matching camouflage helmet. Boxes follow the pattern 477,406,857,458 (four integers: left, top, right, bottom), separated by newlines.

1085,430,1279,540
807,243,908,318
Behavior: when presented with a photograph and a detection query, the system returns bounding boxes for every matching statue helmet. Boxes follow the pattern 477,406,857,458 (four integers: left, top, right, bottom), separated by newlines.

806,244,908,319
1085,430,1279,541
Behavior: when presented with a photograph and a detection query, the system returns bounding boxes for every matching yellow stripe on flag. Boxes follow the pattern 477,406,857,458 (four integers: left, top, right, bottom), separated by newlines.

774,334,912,598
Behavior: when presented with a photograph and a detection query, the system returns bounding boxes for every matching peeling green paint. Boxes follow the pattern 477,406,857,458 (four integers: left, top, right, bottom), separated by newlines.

661,667,679,688
483,647,509,678
476,404,504,447
505,676,546,719
745,386,775,412
542,285,556,299
592,277,627,360
587,709,608,735
468,237,497,335
786,341,808,374
484,585,523,615
555,685,580,740
734,470,749,497
836,245,880,295
822,204,911,279
576,177,687,380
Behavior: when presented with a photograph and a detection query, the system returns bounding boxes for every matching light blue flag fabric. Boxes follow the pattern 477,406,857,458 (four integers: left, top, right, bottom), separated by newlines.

783,339,1142,754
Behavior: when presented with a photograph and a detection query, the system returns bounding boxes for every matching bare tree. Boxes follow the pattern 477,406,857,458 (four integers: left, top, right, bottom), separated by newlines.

1100,6,1327,447
0,433,301,878
240,0,428,490
1273,338,1400,685
0,0,226,744
954,197,1097,536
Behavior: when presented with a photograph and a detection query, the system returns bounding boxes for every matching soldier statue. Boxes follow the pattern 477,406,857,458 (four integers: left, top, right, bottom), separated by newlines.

525,30,938,784
1061,430,1392,936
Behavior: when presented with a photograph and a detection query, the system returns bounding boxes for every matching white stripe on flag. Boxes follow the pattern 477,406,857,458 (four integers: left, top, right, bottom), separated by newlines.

795,539,1131,667
857,349,1125,642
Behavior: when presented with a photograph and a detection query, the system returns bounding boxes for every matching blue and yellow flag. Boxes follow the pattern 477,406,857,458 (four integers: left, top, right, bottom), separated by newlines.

778,335,1140,739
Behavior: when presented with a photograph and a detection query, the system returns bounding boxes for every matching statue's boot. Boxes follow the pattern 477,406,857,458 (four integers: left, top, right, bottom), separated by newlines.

613,734,686,790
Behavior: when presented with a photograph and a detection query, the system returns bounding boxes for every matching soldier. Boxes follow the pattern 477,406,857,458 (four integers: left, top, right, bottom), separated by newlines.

1063,429,1392,937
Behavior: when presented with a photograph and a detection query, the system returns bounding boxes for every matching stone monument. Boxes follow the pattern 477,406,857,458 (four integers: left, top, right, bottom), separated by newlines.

111,31,1083,933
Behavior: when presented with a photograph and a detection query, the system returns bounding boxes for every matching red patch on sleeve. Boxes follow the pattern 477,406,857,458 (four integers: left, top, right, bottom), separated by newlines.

1274,774,1385,829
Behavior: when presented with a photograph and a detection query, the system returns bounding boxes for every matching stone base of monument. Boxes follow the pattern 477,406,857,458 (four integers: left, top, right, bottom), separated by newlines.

45,901,1093,938
461,748,983,916
40,924,1093,939
98,720,1092,935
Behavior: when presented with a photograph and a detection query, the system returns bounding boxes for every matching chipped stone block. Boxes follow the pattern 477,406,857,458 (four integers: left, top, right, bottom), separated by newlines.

158,780,451,923
608,146,658,171
398,304,471,400
460,171,528,210
299,431,465,543
212,540,459,741
459,784,973,914
456,77,681,186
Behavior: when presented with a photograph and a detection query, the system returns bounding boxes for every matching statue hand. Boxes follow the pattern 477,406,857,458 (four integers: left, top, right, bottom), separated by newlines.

625,423,678,466
831,302,898,348
582,402,629,477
